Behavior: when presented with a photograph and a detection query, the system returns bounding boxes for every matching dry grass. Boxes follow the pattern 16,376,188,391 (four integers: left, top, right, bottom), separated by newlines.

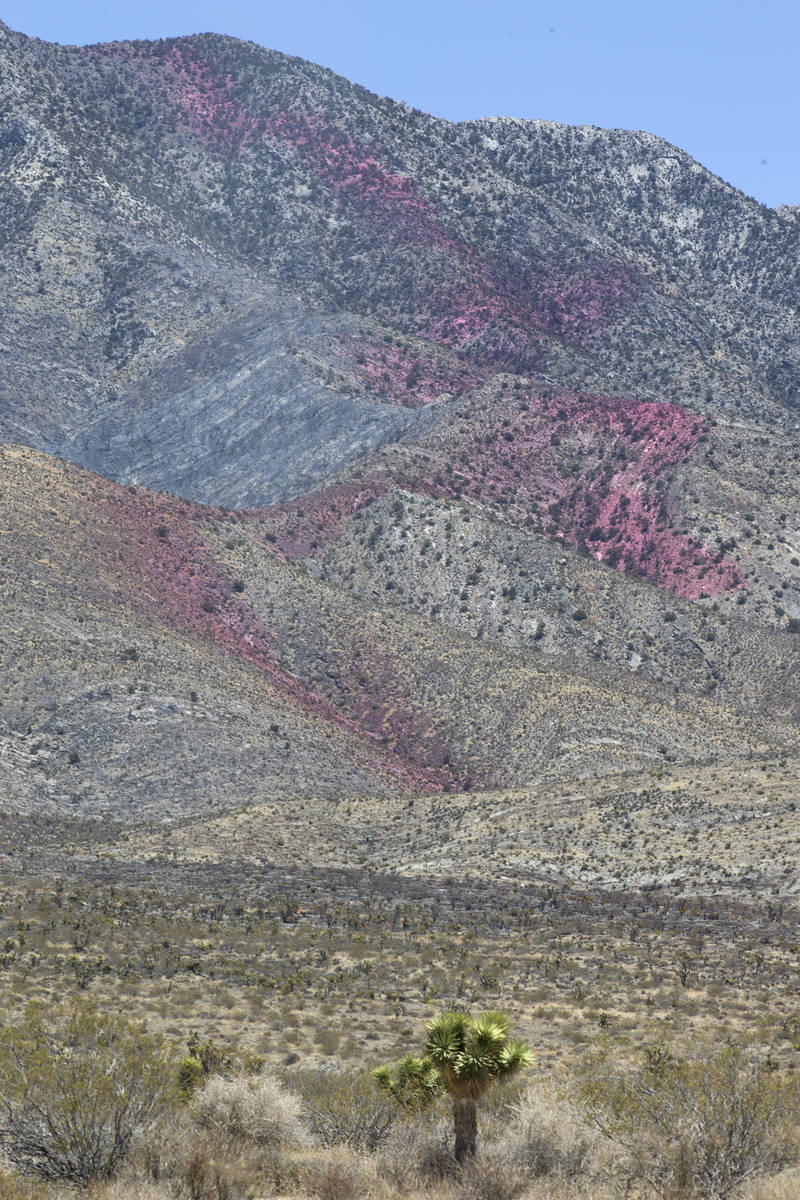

1,755,799,1200
1,822,798,1085
746,1170,800,1200
2,1097,796,1200
116,756,800,898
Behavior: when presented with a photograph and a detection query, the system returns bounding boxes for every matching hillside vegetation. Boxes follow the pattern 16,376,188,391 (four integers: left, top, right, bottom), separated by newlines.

1,20,799,1197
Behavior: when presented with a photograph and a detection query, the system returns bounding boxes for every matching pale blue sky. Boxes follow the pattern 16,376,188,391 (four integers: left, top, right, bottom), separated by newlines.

5,0,798,208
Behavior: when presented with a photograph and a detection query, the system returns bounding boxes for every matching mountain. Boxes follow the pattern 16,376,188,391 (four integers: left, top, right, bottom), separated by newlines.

1,22,799,821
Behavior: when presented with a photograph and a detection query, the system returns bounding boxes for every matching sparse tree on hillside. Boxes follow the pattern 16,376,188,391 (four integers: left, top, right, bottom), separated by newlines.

374,1010,532,1161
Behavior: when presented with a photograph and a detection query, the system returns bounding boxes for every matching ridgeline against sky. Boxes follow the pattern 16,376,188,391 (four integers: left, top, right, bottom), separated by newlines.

4,0,799,208
0,20,798,816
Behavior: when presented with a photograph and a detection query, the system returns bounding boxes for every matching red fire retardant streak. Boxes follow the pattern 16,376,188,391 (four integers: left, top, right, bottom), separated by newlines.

259,106,634,349
429,263,635,357
412,389,745,599
260,106,634,351
94,42,259,155
92,40,737,598
95,39,634,355
247,482,391,560
255,388,744,599
87,484,440,791
341,642,457,781
261,108,461,253
163,45,262,153
124,41,634,351
351,340,488,409
242,491,463,790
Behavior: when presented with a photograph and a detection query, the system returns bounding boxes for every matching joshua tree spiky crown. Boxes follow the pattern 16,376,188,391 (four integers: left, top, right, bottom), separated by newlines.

372,1053,441,1108
374,1010,532,1160
423,1010,532,1099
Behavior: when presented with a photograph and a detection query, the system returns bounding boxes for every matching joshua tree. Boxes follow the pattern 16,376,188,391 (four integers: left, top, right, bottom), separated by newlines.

374,1010,532,1161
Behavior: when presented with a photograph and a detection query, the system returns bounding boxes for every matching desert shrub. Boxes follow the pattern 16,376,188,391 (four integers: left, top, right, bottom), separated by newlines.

374,1124,419,1192
316,1026,341,1056
130,1112,192,1187
577,1041,800,1198
133,1109,302,1200
380,1088,587,1199
497,1080,597,1179
175,1131,273,1200
0,1000,172,1185
190,1070,308,1149
302,1150,368,1200
296,1069,396,1150
466,1077,526,1144
380,1118,530,1198
456,1153,528,1200
133,1074,307,1200
178,1053,206,1099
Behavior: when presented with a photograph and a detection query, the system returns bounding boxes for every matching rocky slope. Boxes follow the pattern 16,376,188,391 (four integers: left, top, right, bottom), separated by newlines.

1,22,799,818
1,443,796,818
3,22,800,464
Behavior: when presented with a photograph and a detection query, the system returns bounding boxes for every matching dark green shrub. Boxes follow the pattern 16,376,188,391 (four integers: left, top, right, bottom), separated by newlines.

0,1000,173,1185
577,1041,800,1198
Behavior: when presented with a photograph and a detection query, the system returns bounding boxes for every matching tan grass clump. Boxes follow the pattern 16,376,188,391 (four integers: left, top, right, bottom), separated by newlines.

301,1146,374,1200
190,1069,310,1149
497,1078,600,1180
745,1169,800,1200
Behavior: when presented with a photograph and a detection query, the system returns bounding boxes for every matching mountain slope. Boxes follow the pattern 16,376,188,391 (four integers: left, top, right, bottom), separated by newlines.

1,23,799,819
1,444,795,818
2,22,799,469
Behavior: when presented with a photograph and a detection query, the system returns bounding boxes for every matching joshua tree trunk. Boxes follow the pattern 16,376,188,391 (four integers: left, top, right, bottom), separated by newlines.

453,1096,478,1162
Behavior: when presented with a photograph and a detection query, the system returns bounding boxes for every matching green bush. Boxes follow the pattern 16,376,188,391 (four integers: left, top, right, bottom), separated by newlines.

577,1040,800,1198
296,1069,396,1151
177,1032,265,1098
0,1000,172,1185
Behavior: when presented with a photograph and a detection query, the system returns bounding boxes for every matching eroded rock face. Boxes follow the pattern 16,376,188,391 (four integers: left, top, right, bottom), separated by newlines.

57,306,423,508
1,24,799,816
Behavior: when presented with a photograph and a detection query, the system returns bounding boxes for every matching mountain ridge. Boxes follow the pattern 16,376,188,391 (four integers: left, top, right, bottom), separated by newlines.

1,24,799,818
